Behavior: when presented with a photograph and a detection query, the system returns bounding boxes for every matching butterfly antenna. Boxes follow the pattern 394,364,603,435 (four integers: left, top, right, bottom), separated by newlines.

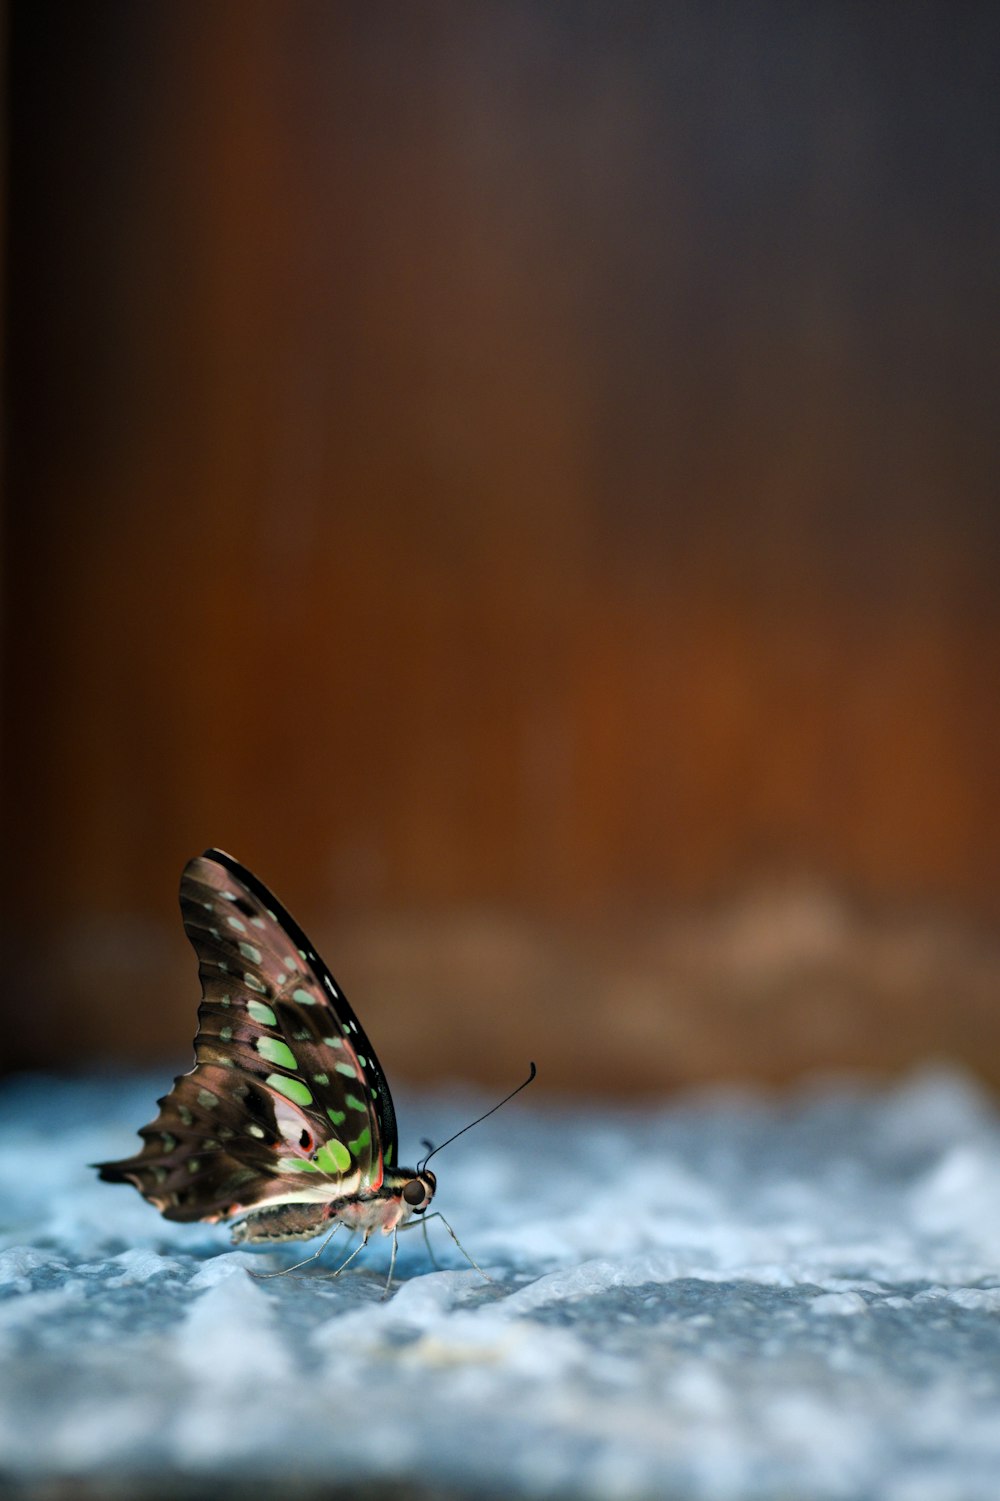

418,1062,536,1173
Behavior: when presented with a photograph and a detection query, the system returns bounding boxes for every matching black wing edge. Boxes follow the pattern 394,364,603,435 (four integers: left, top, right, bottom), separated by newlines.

195,847,399,1161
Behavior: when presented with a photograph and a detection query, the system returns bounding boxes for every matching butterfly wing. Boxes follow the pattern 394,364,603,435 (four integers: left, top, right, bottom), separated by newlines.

97,849,398,1223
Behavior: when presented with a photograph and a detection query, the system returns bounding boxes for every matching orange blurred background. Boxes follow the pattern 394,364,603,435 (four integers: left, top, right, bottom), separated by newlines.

2,3,998,1089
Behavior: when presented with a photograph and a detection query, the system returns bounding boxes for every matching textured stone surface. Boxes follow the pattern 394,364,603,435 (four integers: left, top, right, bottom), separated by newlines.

2,1068,1000,1500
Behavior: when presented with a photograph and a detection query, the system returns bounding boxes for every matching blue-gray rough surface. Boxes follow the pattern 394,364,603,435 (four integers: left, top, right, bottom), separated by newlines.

2,1068,1000,1500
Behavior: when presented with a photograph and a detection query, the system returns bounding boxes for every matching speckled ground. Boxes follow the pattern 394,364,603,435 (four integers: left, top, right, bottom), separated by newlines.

3,1067,1000,1501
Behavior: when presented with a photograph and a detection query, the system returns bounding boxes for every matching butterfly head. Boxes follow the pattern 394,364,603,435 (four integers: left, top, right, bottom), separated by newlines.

400,1168,436,1215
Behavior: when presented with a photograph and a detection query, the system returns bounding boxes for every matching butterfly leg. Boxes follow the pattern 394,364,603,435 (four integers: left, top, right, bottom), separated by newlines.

249,1223,342,1279
330,1231,370,1279
399,1212,494,1284
422,1216,443,1270
380,1219,440,1297
381,1229,400,1300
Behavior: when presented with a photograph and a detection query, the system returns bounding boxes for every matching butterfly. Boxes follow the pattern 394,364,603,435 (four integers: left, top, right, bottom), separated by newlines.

97,848,445,1280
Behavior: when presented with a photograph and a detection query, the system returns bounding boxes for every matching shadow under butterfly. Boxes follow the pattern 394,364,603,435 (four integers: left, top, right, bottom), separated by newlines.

96,848,535,1294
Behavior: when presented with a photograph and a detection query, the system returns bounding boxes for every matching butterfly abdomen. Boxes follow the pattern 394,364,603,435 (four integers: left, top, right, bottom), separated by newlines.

231,1203,333,1244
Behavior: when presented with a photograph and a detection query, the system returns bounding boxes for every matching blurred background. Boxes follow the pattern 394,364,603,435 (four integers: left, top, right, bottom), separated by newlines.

2,2,998,1092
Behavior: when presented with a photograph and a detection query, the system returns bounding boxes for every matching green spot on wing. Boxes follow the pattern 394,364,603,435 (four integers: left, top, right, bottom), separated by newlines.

313,1072,329,1085
244,973,267,994
326,1108,346,1126
292,987,317,1005
348,1126,371,1157
256,1037,298,1069
384,1144,393,1166
247,1000,277,1026
239,942,262,963
344,1093,366,1114
334,1061,355,1078
322,1035,344,1049
266,1073,313,1106
197,1088,218,1109
316,1140,351,1174
279,1156,322,1173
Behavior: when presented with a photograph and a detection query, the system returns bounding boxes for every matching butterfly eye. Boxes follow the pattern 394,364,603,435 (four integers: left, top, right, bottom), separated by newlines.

402,1179,425,1206
299,1130,313,1151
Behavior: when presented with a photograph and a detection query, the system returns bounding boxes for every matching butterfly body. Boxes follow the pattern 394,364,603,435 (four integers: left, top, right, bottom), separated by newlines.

229,1167,436,1246
97,849,436,1254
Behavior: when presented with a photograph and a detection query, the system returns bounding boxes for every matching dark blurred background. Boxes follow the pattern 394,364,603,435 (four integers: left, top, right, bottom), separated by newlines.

2,2,998,1092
